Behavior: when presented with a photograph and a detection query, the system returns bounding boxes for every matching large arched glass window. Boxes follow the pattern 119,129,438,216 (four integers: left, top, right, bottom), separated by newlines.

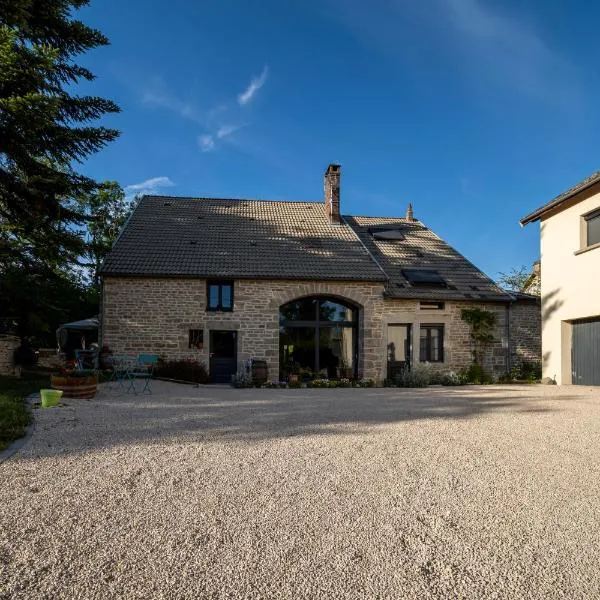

279,296,358,380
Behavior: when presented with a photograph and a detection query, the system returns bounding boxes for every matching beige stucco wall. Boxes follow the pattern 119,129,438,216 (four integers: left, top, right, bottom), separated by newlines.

101,277,534,383
539,188,600,384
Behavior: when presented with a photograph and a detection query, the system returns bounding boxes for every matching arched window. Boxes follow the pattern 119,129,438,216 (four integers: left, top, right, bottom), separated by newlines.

279,296,358,380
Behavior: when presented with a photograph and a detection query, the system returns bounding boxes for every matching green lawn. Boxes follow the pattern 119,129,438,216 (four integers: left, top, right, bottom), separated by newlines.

0,372,49,451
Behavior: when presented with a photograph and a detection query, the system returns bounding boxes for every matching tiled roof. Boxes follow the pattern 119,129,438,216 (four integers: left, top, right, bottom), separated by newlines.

521,170,600,225
101,195,512,302
344,216,511,301
100,196,387,281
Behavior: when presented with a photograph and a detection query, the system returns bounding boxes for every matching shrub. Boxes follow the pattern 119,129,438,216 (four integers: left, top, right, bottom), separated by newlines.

156,358,209,384
358,378,375,388
392,364,430,388
511,360,542,382
309,378,328,388
440,371,469,386
338,378,352,388
288,379,301,388
459,363,493,384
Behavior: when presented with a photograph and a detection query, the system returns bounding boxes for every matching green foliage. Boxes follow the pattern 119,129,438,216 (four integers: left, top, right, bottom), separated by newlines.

387,364,431,388
308,378,328,388
440,371,469,386
82,181,133,286
461,307,497,365
458,364,493,385
0,1,121,341
498,360,542,383
0,373,48,450
0,1,120,248
155,359,209,384
497,266,540,296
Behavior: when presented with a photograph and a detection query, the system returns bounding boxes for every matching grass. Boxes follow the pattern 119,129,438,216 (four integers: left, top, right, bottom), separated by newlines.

0,371,49,451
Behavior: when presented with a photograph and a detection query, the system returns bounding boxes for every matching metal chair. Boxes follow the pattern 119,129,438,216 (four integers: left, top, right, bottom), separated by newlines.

126,354,159,395
109,354,136,387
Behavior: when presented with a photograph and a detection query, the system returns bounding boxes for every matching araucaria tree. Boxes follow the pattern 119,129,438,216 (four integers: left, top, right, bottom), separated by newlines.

0,0,120,262
0,0,120,339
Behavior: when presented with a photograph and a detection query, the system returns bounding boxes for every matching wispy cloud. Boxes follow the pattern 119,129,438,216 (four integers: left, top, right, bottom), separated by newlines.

124,176,175,199
142,91,203,124
238,66,269,105
216,124,243,139
198,134,215,152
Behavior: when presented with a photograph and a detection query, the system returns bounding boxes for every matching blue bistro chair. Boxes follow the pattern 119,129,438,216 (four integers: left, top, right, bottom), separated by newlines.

127,354,159,395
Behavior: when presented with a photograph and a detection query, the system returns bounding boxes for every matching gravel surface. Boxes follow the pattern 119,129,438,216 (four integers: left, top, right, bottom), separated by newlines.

1,382,600,599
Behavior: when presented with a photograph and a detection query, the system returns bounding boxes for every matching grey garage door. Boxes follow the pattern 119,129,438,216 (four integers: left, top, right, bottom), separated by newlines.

572,319,600,385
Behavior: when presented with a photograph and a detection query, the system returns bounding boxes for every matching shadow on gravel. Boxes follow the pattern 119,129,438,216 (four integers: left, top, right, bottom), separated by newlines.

21,384,585,457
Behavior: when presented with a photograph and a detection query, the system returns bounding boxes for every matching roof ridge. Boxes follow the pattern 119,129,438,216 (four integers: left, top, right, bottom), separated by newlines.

144,195,325,205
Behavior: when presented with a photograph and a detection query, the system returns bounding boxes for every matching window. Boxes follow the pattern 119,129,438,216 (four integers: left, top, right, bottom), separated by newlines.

420,325,444,362
369,228,406,241
188,329,204,349
279,296,358,380
586,210,600,247
420,301,445,310
207,281,234,311
402,269,447,287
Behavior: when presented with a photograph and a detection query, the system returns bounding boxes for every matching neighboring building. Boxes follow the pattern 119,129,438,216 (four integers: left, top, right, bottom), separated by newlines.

522,261,541,296
521,170,600,385
100,165,540,383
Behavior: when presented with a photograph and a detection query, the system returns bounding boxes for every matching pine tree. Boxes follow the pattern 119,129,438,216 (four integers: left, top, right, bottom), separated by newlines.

0,0,120,265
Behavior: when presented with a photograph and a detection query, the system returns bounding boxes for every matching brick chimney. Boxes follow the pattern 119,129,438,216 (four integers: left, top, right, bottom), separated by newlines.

406,203,415,221
324,164,341,223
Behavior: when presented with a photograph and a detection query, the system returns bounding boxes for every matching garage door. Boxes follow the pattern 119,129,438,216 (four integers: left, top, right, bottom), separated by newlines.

572,319,600,385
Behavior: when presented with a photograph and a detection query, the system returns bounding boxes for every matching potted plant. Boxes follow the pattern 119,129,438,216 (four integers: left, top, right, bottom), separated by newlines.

50,361,99,399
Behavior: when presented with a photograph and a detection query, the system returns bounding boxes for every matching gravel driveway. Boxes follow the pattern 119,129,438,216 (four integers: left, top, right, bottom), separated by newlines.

1,382,600,599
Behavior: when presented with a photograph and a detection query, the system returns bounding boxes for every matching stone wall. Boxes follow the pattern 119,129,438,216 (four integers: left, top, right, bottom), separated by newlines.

0,334,20,376
37,348,63,370
509,299,542,365
102,277,540,383
101,278,385,380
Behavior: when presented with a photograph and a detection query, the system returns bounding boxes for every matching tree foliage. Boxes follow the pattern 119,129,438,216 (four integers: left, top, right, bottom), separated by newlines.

461,307,497,366
0,0,121,343
81,182,133,286
0,0,120,265
498,266,540,295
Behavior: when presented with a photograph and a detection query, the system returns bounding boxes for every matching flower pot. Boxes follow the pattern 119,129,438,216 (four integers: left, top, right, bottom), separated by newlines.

51,373,98,399
40,389,63,408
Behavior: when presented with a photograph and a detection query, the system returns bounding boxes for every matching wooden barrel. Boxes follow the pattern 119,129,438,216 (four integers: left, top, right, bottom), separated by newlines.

50,374,98,399
251,360,269,385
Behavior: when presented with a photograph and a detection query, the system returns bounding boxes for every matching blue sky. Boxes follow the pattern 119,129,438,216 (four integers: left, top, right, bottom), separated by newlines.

78,0,600,280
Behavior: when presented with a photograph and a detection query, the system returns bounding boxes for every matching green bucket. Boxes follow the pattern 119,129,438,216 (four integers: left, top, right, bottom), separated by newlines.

40,389,63,408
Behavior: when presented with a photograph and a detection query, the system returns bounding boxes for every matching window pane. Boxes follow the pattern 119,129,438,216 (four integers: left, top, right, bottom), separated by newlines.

221,285,232,308
419,334,428,362
319,300,355,322
279,326,316,380
388,325,411,363
587,214,600,246
280,298,317,322
430,328,440,361
208,285,220,308
319,325,355,378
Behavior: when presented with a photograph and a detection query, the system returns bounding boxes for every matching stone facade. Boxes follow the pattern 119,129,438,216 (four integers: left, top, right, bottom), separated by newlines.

102,277,541,383
0,334,20,377
508,299,542,366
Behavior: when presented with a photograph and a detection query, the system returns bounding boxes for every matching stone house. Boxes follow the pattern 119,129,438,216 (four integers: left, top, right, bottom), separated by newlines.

100,164,540,383
521,169,600,385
